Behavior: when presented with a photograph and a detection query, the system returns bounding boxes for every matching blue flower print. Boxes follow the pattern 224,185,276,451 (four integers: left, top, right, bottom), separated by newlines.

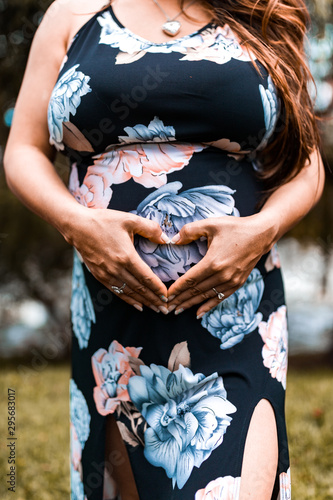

118,116,176,144
201,268,264,349
131,181,240,282
71,252,96,349
71,463,86,500
97,10,208,64
128,364,236,489
48,64,91,150
70,379,91,449
97,11,254,66
257,76,280,151
70,379,90,500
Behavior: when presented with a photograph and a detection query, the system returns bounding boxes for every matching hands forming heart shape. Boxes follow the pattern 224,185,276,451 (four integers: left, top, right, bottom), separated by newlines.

70,207,274,318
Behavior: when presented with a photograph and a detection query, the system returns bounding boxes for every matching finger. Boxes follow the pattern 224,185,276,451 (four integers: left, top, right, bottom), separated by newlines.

170,219,218,245
129,215,171,244
120,268,168,312
172,283,234,316
98,277,144,312
101,277,162,314
195,285,240,319
168,273,226,306
167,256,216,299
126,251,168,302
169,278,233,310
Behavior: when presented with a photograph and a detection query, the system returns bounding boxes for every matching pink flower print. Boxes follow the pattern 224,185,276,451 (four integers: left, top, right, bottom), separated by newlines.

264,244,281,273
259,306,288,389
181,25,253,64
92,340,142,416
69,116,204,209
279,468,291,500
79,141,204,208
70,422,82,471
195,476,241,500
69,162,113,209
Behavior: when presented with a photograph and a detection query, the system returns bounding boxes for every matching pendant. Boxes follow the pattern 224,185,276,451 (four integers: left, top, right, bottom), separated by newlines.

162,20,181,37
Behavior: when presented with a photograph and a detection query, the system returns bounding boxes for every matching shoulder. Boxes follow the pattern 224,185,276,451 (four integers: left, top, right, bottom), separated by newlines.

36,0,108,52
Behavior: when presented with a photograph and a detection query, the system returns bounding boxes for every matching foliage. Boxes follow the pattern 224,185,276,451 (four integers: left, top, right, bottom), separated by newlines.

0,363,332,499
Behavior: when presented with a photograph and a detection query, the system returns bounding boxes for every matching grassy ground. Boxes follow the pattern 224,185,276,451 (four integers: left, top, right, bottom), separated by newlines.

0,362,332,499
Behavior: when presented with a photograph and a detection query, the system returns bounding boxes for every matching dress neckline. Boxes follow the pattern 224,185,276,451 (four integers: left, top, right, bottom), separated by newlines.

108,4,214,47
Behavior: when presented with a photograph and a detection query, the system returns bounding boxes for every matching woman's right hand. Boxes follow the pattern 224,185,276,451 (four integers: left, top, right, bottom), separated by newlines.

66,207,170,313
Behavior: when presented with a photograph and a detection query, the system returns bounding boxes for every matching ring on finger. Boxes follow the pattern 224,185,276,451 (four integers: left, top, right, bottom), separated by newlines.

212,287,225,301
111,282,127,294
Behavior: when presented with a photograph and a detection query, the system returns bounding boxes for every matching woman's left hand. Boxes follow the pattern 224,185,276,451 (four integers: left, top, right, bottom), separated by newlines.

167,213,277,318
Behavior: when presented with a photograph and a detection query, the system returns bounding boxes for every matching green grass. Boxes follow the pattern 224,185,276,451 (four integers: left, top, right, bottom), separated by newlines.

0,362,332,499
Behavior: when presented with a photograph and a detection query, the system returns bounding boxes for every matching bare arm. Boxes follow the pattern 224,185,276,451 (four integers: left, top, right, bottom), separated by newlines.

4,0,169,311
167,148,325,316
257,149,325,244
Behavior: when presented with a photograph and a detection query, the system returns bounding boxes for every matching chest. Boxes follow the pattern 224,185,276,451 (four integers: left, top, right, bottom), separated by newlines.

48,9,278,155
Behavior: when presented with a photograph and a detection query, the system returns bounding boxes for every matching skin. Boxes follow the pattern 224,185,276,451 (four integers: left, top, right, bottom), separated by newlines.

3,0,325,498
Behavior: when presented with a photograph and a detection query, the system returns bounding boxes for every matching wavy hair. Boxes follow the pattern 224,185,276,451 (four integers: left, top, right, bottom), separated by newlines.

183,0,320,195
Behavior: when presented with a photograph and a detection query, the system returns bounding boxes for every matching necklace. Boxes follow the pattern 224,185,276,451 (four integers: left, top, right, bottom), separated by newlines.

151,0,198,37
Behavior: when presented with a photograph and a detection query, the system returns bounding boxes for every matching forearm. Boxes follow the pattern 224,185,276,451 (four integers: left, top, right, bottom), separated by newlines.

255,149,325,250
4,145,87,242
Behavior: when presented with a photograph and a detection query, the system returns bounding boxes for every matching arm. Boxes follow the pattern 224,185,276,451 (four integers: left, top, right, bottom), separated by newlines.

256,149,325,244
167,149,325,316
4,0,169,311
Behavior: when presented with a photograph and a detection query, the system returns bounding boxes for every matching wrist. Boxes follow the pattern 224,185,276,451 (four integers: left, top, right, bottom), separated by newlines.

54,202,92,246
249,209,281,253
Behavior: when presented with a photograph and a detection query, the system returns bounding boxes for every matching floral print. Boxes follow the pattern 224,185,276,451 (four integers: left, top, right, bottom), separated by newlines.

48,64,91,150
132,181,239,281
201,269,264,349
257,76,280,151
279,468,291,500
97,11,253,65
92,340,142,416
195,476,241,500
70,379,91,500
58,7,291,497
71,252,96,349
128,364,236,489
180,25,252,65
259,306,288,389
71,464,87,500
68,117,204,209
265,244,281,272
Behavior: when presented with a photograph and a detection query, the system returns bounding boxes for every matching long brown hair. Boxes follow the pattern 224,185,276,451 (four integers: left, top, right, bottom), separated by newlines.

185,0,320,195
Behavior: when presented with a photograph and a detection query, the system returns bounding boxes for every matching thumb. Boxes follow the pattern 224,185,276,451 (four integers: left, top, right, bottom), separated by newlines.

170,220,210,245
132,215,171,244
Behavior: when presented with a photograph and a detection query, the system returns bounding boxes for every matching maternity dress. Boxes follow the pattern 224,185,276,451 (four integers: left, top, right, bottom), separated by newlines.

47,5,291,499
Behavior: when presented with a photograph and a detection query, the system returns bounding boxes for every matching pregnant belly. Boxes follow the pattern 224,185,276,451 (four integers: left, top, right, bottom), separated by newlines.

68,145,264,282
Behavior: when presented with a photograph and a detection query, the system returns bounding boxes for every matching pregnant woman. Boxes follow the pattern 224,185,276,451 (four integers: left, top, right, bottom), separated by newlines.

4,0,325,498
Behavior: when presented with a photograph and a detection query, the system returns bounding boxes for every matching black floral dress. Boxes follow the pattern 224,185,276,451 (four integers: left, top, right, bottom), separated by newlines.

48,5,291,499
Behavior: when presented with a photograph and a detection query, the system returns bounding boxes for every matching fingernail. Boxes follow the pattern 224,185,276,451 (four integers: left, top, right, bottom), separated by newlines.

133,304,143,312
171,233,180,244
150,305,160,313
159,306,169,315
168,304,176,313
168,295,175,301
161,232,171,244
160,295,168,303
174,308,184,315
196,312,205,319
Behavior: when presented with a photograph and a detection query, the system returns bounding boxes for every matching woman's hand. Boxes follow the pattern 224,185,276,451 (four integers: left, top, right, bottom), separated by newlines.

167,213,277,318
67,207,170,312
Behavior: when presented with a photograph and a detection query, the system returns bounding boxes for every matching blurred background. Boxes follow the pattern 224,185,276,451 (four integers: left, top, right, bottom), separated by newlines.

0,0,332,498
